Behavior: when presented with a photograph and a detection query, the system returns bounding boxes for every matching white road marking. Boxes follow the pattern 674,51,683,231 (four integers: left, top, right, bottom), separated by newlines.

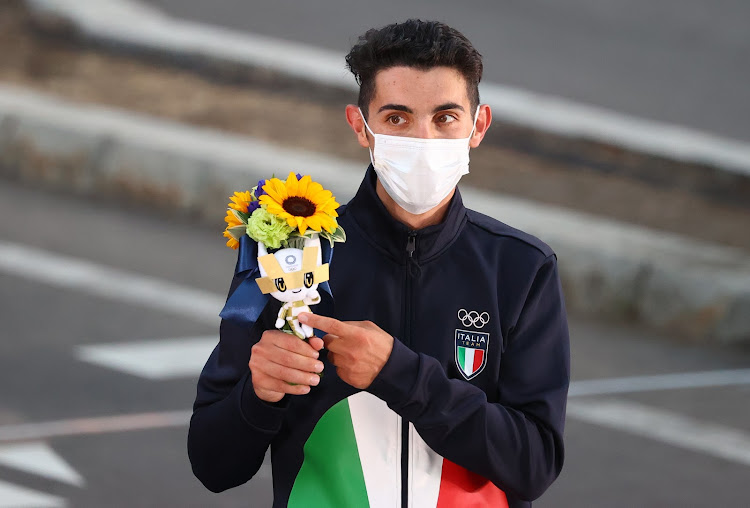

76,337,217,379
0,411,191,444
0,240,222,326
26,0,750,174
0,442,83,487
0,480,66,508
568,398,750,467
569,368,750,397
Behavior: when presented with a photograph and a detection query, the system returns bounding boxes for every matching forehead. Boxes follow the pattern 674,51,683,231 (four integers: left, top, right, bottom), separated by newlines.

370,66,471,111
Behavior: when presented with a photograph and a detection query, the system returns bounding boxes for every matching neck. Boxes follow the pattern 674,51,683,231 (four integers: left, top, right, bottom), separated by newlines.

375,179,454,230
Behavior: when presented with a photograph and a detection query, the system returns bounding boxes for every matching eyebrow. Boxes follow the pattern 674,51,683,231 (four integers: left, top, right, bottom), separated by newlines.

432,102,465,113
378,104,413,114
377,103,466,114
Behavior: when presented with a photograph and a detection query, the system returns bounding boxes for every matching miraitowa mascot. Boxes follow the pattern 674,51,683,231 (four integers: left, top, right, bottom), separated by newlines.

254,235,330,339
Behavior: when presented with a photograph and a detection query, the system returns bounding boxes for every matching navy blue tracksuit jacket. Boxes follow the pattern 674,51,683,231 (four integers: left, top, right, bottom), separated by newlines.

189,167,571,507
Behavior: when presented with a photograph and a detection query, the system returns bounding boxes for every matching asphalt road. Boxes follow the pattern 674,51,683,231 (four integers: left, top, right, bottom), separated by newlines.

141,0,750,143
1,179,749,507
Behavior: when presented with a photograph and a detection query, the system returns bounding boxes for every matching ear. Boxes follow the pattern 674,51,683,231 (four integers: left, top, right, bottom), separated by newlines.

345,104,371,149
469,104,492,149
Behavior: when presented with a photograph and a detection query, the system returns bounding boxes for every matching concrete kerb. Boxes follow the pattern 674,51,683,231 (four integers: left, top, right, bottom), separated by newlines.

22,0,750,207
1,84,749,343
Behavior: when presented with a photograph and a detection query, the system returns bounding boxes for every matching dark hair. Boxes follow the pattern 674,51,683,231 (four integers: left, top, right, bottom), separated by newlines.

345,19,483,116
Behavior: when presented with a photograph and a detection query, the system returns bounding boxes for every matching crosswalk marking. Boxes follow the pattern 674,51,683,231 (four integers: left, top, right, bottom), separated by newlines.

76,337,216,380
0,479,66,508
0,442,83,487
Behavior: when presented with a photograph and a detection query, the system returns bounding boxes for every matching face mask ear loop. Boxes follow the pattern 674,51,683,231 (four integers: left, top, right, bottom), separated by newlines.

358,108,377,165
468,105,481,141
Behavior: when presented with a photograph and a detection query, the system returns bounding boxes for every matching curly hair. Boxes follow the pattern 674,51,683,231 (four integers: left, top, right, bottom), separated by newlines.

345,19,483,116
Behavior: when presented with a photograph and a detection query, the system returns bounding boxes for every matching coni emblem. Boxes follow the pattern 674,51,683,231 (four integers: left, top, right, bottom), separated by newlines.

454,329,489,380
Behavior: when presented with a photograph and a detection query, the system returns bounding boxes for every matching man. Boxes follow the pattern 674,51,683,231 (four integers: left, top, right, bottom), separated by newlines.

189,19,570,508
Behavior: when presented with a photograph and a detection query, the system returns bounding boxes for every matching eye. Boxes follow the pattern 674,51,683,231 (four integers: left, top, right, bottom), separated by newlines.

304,272,314,288
274,278,287,291
386,115,406,126
436,113,457,124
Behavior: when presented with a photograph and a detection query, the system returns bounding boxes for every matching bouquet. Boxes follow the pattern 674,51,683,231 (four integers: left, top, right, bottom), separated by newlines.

222,172,345,339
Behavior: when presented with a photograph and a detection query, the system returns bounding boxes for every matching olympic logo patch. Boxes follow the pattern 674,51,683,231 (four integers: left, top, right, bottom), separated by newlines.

457,309,490,329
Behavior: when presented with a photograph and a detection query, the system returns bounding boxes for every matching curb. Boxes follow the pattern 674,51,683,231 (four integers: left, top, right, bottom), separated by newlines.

23,0,750,207
1,84,748,343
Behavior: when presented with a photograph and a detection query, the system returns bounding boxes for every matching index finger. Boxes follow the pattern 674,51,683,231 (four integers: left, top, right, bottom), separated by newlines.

298,313,353,337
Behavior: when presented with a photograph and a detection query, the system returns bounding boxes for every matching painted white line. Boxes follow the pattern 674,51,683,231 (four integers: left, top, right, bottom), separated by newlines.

0,479,65,508
76,337,217,379
25,0,750,175
0,442,83,487
569,368,750,397
567,398,750,467
0,411,191,444
0,240,223,326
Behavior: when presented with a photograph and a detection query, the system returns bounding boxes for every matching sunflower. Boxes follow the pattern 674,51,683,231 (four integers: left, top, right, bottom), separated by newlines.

259,173,339,235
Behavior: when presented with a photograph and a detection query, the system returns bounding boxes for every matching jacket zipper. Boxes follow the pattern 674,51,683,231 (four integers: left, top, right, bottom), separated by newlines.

401,231,417,508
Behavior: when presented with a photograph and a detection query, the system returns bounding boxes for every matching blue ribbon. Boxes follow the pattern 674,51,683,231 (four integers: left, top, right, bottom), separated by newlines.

219,235,334,326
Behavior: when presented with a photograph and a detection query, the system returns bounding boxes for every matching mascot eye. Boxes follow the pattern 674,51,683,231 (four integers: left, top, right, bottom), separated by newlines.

304,272,314,288
274,278,287,291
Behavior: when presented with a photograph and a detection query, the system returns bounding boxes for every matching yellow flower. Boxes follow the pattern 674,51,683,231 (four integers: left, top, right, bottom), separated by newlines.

228,191,254,213
223,229,239,250
259,173,339,235
224,208,242,227
223,208,244,250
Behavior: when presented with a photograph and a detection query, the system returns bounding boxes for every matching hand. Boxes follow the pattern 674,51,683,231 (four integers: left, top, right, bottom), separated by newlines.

248,330,325,403
298,313,394,389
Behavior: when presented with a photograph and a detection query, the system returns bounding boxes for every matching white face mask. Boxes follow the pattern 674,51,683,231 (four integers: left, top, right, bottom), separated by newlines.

360,107,480,215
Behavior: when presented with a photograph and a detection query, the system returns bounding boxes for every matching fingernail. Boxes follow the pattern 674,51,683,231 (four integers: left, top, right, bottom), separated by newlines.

301,386,311,394
298,313,308,323
309,376,320,386
314,362,324,373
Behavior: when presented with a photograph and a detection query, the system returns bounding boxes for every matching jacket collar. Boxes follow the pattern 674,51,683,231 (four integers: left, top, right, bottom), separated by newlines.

346,166,467,264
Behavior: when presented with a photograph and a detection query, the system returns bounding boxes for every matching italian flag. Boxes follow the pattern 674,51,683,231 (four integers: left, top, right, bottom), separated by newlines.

457,346,484,378
288,392,507,508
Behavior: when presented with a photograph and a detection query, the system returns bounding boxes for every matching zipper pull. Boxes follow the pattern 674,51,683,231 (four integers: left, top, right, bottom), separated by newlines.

406,233,416,258
406,233,421,277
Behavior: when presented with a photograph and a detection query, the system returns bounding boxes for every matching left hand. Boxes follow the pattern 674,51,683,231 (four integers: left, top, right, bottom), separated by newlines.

298,313,394,389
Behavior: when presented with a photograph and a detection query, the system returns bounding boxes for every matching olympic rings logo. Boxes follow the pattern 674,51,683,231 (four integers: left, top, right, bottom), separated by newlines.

457,309,490,328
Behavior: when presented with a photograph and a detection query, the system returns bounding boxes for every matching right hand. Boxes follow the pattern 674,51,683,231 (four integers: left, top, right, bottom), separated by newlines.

249,330,325,403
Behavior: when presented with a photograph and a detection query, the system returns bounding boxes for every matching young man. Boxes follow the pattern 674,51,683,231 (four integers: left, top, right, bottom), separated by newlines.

189,20,570,508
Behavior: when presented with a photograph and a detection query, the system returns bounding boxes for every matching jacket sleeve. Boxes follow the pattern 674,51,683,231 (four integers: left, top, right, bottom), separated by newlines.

187,275,287,493
366,254,570,501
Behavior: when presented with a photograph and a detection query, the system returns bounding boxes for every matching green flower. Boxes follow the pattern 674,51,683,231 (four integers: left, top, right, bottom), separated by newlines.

246,207,294,249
